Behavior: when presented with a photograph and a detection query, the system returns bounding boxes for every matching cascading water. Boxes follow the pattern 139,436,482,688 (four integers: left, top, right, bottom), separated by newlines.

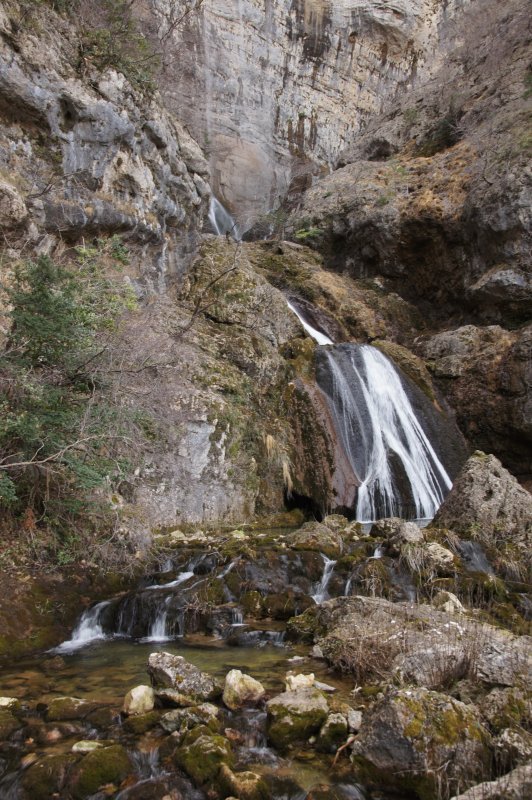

311,554,337,603
318,345,452,522
208,197,240,240
285,299,452,522
54,600,110,652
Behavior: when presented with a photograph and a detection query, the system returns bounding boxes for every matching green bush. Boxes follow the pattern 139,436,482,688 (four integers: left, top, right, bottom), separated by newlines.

0,247,135,531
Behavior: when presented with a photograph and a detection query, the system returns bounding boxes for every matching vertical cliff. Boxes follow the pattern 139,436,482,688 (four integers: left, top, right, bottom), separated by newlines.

148,0,470,227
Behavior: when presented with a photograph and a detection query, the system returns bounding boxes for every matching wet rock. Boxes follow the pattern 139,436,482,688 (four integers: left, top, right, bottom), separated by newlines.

123,684,155,716
450,763,532,800
174,727,234,786
122,710,162,735
266,688,328,751
0,707,22,739
45,696,100,722
21,753,78,799
160,703,220,734
317,713,349,753
147,652,221,701
287,522,344,558
223,669,265,710
433,452,532,568
351,688,491,797
68,744,132,799
71,741,103,754
219,764,269,800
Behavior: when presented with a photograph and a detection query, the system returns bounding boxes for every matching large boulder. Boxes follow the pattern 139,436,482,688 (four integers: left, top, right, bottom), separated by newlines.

351,688,492,797
174,728,234,786
147,652,221,701
287,596,531,689
68,744,132,799
223,669,265,710
433,452,532,549
266,688,328,751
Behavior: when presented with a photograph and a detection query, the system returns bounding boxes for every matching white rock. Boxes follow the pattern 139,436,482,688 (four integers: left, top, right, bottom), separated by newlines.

285,672,315,691
223,669,265,710
123,685,155,716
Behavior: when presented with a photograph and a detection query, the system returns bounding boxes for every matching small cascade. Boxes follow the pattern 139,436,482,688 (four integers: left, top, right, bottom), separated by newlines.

286,299,334,345
372,544,384,559
458,540,494,575
231,607,245,627
54,600,110,652
312,554,337,603
317,344,453,522
208,197,240,240
146,570,194,591
344,575,353,596
146,597,170,642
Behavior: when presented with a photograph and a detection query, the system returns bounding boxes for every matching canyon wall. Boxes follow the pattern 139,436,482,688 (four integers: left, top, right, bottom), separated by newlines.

150,0,470,227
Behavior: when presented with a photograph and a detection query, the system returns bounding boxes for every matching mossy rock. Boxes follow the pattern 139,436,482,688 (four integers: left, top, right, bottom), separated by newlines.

241,590,264,617
160,703,220,734
46,696,99,722
266,688,329,752
219,764,270,800
0,707,22,740
317,712,349,753
21,753,78,799
122,710,162,735
174,730,234,786
68,744,132,799
285,606,323,643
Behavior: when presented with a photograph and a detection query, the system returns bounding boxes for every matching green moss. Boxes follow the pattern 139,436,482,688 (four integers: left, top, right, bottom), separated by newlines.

285,607,323,643
22,754,78,799
122,710,161,734
70,745,131,799
0,708,22,739
267,703,328,752
174,732,234,786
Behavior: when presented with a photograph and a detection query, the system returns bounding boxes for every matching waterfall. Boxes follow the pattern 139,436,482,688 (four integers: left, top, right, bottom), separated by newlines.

146,597,170,642
286,300,334,345
284,300,453,522
53,600,110,652
312,554,337,603
208,197,240,240
318,345,452,522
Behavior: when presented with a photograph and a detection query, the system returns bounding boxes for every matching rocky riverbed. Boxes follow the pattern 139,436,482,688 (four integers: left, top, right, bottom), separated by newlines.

0,452,530,799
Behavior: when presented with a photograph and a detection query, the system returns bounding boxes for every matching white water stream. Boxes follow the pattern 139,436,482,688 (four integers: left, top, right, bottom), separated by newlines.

285,300,452,523
208,197,240,240
311,554,337,604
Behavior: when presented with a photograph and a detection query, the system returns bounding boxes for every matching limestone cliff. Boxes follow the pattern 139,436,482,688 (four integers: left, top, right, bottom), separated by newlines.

147,0,469,227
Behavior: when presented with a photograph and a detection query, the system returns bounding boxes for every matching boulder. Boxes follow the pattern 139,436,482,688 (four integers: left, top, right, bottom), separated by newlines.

45,697,99,722
450,764,532,800
147,652,221,701
122,711,162,735
0,180,27,228
219,764,269,800
317,712,349,752
479,687,531,733
432,453,532,562
285,673,315,691
494,728,532,770
351,688,491,797
174,728,234,786
223,669,265,710
287,522,343,558
432,590,465,614
372,518,425,554
21,754,78,798
122,684,155,716
160,703,220,734
68,744,132,799
266,688,328,751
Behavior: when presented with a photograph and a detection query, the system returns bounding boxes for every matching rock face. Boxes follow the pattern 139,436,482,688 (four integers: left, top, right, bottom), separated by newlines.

0,3,208,283
351,688,491,797
149,0,468,225
147,652,222,701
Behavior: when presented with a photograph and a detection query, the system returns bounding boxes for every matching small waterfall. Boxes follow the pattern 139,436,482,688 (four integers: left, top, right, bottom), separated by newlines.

208,197,240,239
458,540,494,575
146,570,194,590
372,545,384,559
146,597,170,642
231,607,245,626
54,600,110,652
344,575,353,596
286,299,334,345
317,344,452,522
312,554,337,604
